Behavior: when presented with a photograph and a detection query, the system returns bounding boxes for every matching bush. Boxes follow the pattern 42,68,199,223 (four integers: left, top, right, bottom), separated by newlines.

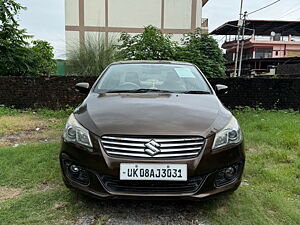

66,35,121,76
118,25,176,60
175,29,226,78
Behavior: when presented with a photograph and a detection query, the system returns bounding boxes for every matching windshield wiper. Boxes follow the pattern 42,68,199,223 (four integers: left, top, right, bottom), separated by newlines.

102,89,173,93
181,90,211,94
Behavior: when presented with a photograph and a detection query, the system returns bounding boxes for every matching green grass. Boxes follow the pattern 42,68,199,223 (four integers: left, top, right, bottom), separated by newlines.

0,108,299,225
0,106,73,119
0,143,61,189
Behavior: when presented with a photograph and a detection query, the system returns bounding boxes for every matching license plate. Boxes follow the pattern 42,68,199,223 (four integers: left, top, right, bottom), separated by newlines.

120,163,187,181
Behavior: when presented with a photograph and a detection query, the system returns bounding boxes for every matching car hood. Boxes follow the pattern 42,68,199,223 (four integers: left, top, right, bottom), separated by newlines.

74,93,232,138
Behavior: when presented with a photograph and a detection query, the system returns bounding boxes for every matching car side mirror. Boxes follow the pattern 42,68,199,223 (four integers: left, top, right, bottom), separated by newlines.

75,83,90,94
215,84,228,95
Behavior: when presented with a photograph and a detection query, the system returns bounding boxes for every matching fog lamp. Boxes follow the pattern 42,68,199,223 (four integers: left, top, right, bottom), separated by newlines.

215,163,241,187
224,167,236,179
69,164,80,174
64,161,90,185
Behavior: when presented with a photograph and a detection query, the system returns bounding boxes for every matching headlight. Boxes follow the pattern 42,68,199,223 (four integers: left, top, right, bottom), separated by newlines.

63,114,93,148
212,117,242,150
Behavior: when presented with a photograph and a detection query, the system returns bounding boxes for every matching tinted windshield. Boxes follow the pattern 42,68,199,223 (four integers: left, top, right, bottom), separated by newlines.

94,64,212,94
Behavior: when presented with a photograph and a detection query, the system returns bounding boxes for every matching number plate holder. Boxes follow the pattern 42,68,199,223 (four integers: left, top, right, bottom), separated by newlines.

120,163,187,181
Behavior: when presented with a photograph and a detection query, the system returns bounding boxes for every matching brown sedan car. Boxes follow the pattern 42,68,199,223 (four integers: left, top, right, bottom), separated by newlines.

60,61,245,199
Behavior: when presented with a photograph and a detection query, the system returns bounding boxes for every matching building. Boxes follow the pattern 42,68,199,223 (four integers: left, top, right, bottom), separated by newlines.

211,20,300,77
65,0,209,52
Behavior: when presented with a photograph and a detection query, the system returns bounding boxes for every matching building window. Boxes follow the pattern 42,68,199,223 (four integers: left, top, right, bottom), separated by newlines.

243,49,253,60
225,52,235,62
255,48,273,59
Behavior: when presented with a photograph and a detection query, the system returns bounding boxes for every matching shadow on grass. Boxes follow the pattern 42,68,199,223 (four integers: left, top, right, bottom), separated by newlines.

68,190,233,225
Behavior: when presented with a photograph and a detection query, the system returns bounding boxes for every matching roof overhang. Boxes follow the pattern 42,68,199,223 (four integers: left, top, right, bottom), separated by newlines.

202,0,209,7
211,20,300,36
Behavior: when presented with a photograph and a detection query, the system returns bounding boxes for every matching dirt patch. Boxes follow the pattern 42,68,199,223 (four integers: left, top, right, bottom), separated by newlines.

71,199,210,225
0,186,22,202
0,116,62,146
52,202,70,210
0,115,43,135
38,183,61,193
247,147,261,154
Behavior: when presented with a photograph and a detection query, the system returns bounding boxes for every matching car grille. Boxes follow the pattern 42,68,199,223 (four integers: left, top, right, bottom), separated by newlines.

100,135,205,159
100,175,205,194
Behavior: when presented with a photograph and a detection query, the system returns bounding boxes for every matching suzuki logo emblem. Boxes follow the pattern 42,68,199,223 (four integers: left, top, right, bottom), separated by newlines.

144,140,161,156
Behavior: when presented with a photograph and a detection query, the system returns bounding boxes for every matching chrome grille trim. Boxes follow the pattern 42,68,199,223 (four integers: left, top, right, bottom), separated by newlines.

103,145,201,153
101,140,204,148
100,135,205,159
102,136,203,143
106,151,199,158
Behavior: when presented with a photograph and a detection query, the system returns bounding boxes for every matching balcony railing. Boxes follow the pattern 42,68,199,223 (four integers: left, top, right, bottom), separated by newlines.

224,35,300,43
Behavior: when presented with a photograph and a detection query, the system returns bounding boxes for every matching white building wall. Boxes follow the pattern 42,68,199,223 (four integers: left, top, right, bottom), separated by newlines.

65,0,205,50
196,0,203,28
109,0,161,28
84,0,105,27
65,31,80,53
65,0,79,26
85,32,106,42
164,0,192,29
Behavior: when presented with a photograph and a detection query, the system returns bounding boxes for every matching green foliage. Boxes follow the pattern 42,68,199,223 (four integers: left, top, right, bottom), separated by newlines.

175,29,226,78
118,25,176,60
0,0,56,76
118,26,225,77
0,105,74,119
0,0,31,76
0,105,18,116
66,35,121,76
27,40,56,76
0,0,25,24
34,107,74,119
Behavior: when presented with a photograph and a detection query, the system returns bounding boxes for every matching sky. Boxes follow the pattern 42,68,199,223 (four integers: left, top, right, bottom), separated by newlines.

17,0,300,59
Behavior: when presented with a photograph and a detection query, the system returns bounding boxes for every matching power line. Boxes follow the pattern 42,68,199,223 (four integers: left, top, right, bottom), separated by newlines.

216,35,226,42
279,6,300,19
279,2,300,18
248,0,281,15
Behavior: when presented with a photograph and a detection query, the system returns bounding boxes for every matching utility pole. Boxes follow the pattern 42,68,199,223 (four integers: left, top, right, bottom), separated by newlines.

234,0,280,77
238,11,247,77
233,0,244,77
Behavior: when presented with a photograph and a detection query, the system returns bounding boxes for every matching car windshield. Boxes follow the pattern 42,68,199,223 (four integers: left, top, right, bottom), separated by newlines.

94,64,212,94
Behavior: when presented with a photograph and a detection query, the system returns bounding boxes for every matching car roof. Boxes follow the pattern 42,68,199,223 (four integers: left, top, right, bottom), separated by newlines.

110,60,194,66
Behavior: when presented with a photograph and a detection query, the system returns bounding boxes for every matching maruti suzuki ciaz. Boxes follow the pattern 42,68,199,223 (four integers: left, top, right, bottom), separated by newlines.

60,61,245,199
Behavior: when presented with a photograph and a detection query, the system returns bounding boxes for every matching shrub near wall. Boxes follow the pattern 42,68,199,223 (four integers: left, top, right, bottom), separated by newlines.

0,76,299,110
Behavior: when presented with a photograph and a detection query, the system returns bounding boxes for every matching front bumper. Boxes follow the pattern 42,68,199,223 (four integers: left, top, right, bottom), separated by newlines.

59,135,245,199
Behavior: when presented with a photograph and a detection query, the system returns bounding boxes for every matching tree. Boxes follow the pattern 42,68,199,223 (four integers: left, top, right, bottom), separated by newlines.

175,29,226,78
118,26,226,78
0,0,55,76
0,0,31,75
28,40,56,76
119,25,176,60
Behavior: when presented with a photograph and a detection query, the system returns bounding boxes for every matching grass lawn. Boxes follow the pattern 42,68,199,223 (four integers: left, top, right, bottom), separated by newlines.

0,107,299,225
